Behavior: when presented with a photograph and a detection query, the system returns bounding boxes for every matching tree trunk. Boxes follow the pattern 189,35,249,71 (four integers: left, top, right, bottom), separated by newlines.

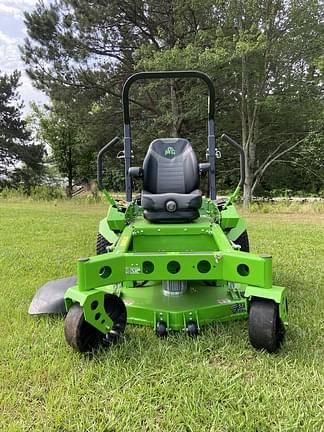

237,2,275,208
67,175,73,198
66,145,73,198
243,166,253,206
241,50,253,208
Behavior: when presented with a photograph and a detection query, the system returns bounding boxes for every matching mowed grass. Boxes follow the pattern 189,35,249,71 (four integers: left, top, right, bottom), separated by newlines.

0,200,323,432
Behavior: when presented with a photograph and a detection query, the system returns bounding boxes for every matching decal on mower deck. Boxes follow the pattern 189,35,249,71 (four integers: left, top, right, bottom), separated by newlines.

125,264,141,274
231,303,246,313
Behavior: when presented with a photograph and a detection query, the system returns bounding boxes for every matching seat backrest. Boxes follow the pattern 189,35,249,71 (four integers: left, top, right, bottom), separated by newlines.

142,138,199,194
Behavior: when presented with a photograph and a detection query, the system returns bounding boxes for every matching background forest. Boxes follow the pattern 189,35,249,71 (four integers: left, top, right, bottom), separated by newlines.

1,0,323,202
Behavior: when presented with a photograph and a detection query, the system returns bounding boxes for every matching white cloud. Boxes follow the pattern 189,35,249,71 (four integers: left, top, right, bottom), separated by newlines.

20,72,48,113
0,0,49,112
0,30,23,72
0,4,22,19
0,0,39,7
0,30,18,45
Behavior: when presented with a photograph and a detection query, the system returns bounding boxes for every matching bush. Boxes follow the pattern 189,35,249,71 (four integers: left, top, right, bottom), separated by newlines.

0,185,65,201
104,170,125,192
0,186,27,200
29,185,65,201
248,201,324,214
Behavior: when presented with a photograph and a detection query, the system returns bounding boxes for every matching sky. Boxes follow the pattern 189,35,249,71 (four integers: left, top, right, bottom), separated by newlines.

0,0,48,114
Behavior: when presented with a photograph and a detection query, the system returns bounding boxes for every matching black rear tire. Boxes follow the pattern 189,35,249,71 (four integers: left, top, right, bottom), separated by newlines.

248,298,285,353
235,230,249,252
96,232,111,255
64,304,102,352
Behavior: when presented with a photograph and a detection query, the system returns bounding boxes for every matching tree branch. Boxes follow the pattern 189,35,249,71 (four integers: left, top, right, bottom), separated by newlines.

251,133,317,194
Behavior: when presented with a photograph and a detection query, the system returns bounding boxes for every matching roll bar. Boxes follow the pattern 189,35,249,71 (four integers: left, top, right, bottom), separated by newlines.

97,136,119,190
122,71,217,201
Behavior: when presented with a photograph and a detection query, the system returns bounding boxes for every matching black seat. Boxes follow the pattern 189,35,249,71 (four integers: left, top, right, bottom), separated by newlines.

140,138,202,223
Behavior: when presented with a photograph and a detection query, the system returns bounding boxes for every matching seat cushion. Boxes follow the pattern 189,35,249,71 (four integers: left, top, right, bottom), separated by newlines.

144,209,199,223
140,138,202,223
143,138,199,194
141,189,202,212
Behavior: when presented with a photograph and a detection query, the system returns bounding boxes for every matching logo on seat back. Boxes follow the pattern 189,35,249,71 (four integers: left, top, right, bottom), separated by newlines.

164,146,176,157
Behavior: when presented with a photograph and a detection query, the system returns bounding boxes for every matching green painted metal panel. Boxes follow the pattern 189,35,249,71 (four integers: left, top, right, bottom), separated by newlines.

131,214,213,234
75,250,273,289
113,226,133,253
107,206,126,231
132,234,216,252
227,217,247,242
244,285,286,303
65,287,114,332
99,217,118,244
220,204,240,229
66,282,249,333
244,285,288,325
63,200,288,334
211,224,233,251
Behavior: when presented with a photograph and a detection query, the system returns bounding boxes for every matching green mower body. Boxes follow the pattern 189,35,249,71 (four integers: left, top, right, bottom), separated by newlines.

30,70,288,353
64,198,288,339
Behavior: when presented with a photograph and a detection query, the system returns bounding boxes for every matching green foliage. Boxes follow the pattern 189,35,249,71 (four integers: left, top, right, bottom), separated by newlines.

31,101,95,196
103,169,125,192
0,70,44,179
7,164,44,193
248,200,324,214
29,185,65,201
21,0,323,198
0,185,64,201
0,185,28,199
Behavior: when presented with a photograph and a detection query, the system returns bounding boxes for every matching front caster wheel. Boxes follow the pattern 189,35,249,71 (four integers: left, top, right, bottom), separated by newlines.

156,320,168,338
64,295,127,352
64,304,102,352
248,298,285,353
187,320,199,337
102,294,127,347
103,328,123,346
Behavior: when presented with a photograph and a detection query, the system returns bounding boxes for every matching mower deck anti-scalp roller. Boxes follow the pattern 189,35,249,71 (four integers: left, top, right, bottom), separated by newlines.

29,70,288,353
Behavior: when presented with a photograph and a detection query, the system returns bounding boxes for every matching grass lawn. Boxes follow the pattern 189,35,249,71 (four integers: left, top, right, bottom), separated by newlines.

0,200,323,432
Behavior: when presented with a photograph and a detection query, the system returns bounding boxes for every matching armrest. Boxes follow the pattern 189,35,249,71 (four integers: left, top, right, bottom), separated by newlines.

199,163,210,174
128,167,143,178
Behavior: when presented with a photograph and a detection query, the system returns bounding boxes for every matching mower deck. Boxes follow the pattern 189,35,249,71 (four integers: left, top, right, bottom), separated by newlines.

76,282,249,331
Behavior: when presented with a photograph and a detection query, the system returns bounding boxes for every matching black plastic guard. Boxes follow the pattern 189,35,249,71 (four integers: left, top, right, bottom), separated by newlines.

28,276,77,315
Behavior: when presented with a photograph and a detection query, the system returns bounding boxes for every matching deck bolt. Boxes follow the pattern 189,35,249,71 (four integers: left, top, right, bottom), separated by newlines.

260,254,272,259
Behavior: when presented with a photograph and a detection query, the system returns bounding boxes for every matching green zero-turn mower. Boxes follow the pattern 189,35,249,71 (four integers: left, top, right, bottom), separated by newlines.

29,71,288,353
